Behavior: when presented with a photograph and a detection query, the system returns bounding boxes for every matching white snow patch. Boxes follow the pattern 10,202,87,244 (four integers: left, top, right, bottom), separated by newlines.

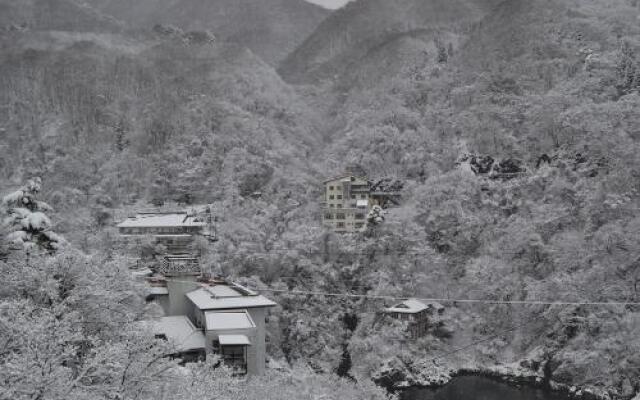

2,190,24,206
23,212,51,231
6,231,29,245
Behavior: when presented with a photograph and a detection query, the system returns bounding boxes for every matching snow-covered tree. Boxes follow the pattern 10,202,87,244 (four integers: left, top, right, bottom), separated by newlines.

616,41,640,94
367,205,386,226
1,178,63,253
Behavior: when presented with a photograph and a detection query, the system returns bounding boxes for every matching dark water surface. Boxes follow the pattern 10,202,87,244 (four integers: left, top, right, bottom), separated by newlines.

402,376,572,400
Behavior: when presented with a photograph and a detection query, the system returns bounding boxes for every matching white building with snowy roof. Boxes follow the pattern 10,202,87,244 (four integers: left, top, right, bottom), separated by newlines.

146,277,277,375
384,299,445,338
117,211,207,254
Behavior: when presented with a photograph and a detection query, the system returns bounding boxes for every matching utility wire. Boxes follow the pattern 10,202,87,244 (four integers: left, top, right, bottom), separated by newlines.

251,287,640,307
176,247,639,256
431,318,543,363
430,304,571,363
131,277,640,307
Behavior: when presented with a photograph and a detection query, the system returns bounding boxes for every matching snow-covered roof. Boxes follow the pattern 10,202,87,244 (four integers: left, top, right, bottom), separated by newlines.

147,286,169,296
165,255,199,261
205,311,255,331
117,213,205,229
187,288,277,310
153,234,194,238
219,334,251,346
205,285,242,298
153,316,205,352
384,299,429,314
132,268,154,278
323,174,368,184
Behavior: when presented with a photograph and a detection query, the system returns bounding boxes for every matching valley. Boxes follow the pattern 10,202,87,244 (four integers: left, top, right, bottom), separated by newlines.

1,0,640,399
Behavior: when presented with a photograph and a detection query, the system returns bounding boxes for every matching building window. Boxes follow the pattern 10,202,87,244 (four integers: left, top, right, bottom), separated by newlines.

361,194,366,199
337,204,342,209
324,213,333,220
336,213,346,220
351,195,356,199
337,222,345,228
351,203,357,208
221,345,247,374
329,195,335,200
355,223,364,229
329,186,334,190
355,214,365,220
351,177,356,181
337,195,342,200
330,204,334,208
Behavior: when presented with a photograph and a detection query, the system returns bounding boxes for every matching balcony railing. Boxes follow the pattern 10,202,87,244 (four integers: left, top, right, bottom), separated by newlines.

157,258,201,276
322,206,367,212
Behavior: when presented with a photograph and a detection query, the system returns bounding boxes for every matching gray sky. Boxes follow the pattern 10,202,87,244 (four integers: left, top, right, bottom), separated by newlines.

305,0,352,9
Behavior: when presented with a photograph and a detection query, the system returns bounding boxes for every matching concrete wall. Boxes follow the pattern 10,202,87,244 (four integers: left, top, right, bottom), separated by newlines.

158,294,170,315
166,278,199,316
245,307,268,375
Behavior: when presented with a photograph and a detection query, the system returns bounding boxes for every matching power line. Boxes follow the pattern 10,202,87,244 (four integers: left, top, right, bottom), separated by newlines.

0,292,626,370
202,246,640,257
250,287,640,307
141,277,640,307
430,305,570,363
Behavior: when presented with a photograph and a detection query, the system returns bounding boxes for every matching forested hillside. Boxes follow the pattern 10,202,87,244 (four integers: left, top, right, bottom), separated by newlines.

1,0,640,399
83,0,329,64
279,0,502,83
0,0,123,32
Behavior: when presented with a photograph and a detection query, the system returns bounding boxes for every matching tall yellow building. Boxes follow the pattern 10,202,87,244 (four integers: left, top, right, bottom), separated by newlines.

322,174,371,233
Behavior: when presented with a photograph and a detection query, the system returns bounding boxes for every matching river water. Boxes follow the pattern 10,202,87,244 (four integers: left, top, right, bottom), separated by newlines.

402,376,572,400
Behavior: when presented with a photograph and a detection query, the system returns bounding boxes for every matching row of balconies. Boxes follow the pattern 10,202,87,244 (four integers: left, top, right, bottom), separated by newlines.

323,221,366,232
323,212,366,220
119,226,202,235
322,204,368,211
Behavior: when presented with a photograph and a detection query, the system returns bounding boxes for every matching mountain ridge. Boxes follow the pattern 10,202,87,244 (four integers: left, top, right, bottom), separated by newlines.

83,0,330,64
279,0,502,83
0,0,124,32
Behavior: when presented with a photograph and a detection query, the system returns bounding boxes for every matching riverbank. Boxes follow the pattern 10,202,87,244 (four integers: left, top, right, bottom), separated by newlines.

374,358,635,400
401,375,573,400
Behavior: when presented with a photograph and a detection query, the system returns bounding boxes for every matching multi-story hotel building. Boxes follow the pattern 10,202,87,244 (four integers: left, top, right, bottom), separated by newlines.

322,174,371,233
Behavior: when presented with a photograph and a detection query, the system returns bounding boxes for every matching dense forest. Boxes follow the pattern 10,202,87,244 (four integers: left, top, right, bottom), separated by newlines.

1,0,640,399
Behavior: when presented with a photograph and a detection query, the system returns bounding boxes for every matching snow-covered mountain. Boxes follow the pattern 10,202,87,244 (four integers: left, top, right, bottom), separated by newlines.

84,0,330,64
0,0,123,32
279,0,501,83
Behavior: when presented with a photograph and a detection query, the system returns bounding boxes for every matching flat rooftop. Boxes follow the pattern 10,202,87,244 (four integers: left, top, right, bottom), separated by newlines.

187,287,277,311
152,315,205,352
143,276,277,311
205,311,255,330
219,334,251,346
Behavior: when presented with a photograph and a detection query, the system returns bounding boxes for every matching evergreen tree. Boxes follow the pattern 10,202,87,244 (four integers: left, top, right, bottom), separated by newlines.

616,41,639,94
367,205,386,226
115,117,129,152
1,178,63,253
